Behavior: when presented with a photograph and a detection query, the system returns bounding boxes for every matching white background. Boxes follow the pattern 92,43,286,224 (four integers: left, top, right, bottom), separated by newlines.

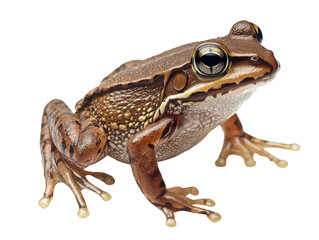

1,0,318,239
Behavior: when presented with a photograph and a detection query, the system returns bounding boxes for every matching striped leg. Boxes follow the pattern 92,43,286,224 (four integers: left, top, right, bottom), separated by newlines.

127,116,220,227
39,99,114,217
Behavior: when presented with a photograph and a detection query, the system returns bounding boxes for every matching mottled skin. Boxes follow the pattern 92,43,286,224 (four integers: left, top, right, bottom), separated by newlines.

39,21,299,226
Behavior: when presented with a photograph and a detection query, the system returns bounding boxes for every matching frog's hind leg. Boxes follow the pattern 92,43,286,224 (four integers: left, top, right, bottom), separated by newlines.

215,114,300,168
39,99,114,217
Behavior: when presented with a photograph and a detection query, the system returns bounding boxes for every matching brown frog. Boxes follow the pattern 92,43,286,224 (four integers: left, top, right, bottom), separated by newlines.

38,20,299,227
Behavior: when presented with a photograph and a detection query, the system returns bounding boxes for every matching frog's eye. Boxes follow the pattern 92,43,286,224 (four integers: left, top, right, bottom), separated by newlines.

250,23,263,43
191,45,229,80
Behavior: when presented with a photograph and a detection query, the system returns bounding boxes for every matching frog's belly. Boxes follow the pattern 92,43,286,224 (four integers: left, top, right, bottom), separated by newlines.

108,86,255,163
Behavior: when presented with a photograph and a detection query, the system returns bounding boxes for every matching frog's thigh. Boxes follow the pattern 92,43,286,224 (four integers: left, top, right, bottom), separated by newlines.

39,99,113,216
45,99,107,167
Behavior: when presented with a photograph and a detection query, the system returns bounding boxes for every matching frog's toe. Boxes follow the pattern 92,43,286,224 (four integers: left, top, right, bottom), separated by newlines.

167,186,199,196
215,157,227,167
162,207,177,227
38,194,52,209
244,157,256,167
191,198,216,207
85,171,115,185
39,162,61,209
166,217,177,227
249,135,300,151
77,207,90,218
207,212,222,222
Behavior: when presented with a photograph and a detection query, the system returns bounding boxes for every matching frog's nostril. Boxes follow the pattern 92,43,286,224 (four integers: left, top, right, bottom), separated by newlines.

250,55,259,62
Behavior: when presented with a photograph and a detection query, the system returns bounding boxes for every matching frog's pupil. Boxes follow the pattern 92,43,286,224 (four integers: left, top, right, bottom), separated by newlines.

192,45,229,78
200,53,222,67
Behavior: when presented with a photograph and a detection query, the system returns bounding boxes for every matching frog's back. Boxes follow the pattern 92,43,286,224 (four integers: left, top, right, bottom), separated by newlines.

100,42,198,86
75,41,199,111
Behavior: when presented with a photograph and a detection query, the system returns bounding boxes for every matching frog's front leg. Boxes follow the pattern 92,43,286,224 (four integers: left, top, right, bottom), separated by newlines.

215,114,300,168
39,100,114,217
127,116,220,227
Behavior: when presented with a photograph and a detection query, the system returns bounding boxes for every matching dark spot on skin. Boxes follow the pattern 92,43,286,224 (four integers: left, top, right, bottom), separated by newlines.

183,206,191,212
152,203,162,208
150,169,160,178
57,123,63,132
234,118,240,126
69,142,75,157
55,158,63,165
41,138,51,144
81,123,95,133
85,158,93,163
43,193,53,198
97,148,102,155
159,180,165,188
161,124,171,140
61,139,66,152
80,114,90,122
156,189,167,199
54,116,60,126
234,118,242,129
165,118,177,139
129,156,136,164
165,202,173,207
148,143,155,150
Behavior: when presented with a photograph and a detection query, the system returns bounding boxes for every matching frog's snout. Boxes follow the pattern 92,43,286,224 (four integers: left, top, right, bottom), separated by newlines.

266,50,280,76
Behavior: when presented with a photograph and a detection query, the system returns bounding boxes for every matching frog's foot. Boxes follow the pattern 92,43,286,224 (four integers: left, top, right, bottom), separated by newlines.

155,186,220,227
215,133,300,168
39,150,114,217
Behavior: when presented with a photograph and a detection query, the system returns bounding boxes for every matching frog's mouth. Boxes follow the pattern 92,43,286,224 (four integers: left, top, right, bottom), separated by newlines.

154,71,275,119
187,73,275,102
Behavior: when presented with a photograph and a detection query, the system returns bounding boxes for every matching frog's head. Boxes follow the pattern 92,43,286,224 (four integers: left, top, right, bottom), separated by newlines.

164,20,279,97
158,20,279,117
190,20,279,89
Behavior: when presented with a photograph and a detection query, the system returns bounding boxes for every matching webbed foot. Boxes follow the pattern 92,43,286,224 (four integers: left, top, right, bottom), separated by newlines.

155,186,220,227
39,149,114,217
216,114,299,167
215,132,300,168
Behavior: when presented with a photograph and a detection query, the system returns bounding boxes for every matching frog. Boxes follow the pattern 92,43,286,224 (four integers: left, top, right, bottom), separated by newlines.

38,20,299,227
